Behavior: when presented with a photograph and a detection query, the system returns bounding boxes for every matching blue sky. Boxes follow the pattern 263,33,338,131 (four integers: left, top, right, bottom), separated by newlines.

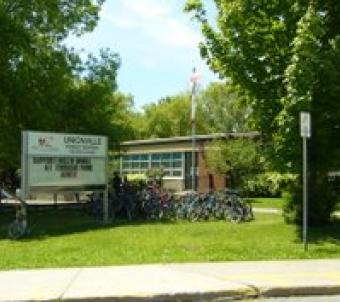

66,0,218,108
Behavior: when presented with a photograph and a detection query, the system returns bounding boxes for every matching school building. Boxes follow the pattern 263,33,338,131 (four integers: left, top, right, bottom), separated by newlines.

119,132,258,193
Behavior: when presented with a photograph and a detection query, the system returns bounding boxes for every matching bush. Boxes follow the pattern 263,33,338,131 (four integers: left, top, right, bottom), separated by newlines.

242,172,297,197
283,174,338,226
146,168,165,187
126,174,147,190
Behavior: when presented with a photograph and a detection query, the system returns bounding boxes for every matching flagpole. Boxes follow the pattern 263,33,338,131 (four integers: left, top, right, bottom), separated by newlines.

191,68,197,192
192,92,196,192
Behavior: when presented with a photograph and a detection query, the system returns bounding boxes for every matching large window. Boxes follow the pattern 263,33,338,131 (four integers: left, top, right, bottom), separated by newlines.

121,152,183,177
122,154,149,175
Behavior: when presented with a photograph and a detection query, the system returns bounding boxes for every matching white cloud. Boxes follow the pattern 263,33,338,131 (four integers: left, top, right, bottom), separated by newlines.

148,19,200,49
102,11,136,29
121,0,171,20
65,0,218,107
101,0,200,50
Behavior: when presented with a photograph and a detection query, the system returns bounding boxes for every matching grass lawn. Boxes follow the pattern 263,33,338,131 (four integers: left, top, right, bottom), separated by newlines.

246,197,285,209
0,207,340,270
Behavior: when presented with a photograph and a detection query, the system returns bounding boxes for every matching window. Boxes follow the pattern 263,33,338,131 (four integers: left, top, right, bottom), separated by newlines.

131,162,139,169
121,154,149,175
173,152,182,160
140,154,148,161
151,154,161,160
141,162,149,169
122,161,130,169
173,170,182,177
150,152,183,177
121,152,183,177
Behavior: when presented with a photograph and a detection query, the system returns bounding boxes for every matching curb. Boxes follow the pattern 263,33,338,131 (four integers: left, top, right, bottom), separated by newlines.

261,285,340,298
61,289,259,302
60,286,340,301
3,261,340,301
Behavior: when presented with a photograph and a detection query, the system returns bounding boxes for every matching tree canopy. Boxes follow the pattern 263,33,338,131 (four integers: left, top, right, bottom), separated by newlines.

185,0,340,224
199,82,252,133
136,93,205,138
133,82,252,139
0,0,134,171
206,138,261,188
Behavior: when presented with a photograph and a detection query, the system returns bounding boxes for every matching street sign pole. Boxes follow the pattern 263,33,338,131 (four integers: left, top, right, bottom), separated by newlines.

302,135,308,251
300,112,311,252
103,146,109,224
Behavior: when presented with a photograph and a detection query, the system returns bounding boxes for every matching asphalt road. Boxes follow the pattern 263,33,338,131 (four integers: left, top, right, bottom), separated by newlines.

240,296,340,302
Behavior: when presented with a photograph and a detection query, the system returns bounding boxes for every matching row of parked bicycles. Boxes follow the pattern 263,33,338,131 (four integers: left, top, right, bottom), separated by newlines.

140,189,253,223
3,185,254,240
88,186,254,223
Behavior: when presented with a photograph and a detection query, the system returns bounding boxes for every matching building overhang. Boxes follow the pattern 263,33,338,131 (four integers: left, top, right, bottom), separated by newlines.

120,132,259,149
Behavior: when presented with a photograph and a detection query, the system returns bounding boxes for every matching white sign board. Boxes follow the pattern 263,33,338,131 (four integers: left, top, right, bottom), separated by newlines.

300,112,311,138
21,131,108,197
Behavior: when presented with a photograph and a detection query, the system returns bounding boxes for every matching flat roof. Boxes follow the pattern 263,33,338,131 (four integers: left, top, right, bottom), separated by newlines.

121,132,259,147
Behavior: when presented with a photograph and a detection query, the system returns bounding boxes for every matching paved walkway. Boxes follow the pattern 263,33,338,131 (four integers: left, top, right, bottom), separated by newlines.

253,207,282,214
1,260,340,301
253,207,340,218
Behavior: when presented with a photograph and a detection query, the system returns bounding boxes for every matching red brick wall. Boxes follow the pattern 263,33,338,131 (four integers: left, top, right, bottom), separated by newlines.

197,144,228,193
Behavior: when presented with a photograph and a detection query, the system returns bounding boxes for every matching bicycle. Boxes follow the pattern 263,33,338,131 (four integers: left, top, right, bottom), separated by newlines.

223,189,254,223
8,198,28,240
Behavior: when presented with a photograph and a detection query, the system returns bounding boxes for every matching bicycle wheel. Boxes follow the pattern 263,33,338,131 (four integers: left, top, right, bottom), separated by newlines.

158,208,164,220
214,205,224,220
8,221,26,240
187,208,200,222
244,203,254,221
229,211,243,223
176,206,186,220
224,206,243,223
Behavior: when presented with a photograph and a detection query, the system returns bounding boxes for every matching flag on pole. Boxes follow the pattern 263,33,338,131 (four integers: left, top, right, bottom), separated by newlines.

190,68,200,122
190,68,200,96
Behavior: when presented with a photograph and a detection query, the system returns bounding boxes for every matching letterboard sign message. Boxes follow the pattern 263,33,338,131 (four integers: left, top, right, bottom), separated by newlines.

21,131,108,196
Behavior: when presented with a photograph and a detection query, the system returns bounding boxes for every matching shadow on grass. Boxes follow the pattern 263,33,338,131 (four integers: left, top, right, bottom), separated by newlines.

246,198,261,205
0,206,177,241
295,218,340,245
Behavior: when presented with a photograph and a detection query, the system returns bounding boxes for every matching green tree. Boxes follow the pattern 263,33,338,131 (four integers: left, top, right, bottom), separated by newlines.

138,83,252,140
0,1,132,173
199,82,252,133
56,49,122,135
185,0,340,225
109,92,137,142
141,93,206,138
206,138,261,189
128,110,148,140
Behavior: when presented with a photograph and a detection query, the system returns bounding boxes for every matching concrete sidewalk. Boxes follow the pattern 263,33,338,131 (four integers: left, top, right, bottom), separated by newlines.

1,260,340,301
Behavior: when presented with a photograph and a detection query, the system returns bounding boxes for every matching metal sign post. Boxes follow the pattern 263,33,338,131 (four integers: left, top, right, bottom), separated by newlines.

300,112,311,252
103,145,109,224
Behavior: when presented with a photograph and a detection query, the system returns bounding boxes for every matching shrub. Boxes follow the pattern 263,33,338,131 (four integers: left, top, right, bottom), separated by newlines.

146,168,165,186
283,174,339,226
242,172,297,197
126,174,147,189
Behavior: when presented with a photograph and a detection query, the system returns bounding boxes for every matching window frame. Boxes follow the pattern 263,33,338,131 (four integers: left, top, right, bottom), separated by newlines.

121,152,184,178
